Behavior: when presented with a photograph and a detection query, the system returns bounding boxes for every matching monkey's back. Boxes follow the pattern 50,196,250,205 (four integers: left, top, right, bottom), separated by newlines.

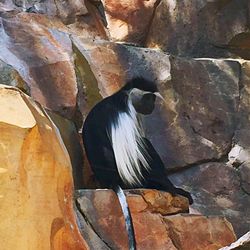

82,95,123,187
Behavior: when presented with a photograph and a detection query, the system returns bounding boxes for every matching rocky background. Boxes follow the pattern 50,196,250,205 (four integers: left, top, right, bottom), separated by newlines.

0,0,250,249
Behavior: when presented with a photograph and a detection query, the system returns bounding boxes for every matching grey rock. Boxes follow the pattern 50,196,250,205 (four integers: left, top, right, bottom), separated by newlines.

146,0,250,58
170,162,250,237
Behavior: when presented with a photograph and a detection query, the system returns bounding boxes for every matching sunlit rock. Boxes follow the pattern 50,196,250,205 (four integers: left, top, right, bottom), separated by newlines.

170,162,250,237
220,231,250,250
0,13,78,120
100,0,158,44
76,189,236,250
146,0,250,58
0,85,88,250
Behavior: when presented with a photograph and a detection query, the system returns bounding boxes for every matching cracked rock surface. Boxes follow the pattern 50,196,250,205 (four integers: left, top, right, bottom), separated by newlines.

0,0,249,249
76,189,236,250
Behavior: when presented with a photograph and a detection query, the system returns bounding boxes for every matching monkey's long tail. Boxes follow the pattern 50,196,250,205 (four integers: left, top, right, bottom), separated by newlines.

114,185,136,250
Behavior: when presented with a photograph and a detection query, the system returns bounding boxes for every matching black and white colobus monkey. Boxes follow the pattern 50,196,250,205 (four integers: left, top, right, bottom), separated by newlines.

82,77,193,249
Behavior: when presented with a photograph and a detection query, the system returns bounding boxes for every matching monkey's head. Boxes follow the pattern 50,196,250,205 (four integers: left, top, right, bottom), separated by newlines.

123,77,162,115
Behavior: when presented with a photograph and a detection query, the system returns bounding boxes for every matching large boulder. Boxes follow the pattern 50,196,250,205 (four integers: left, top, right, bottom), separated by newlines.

0,85,88,250
73,39,240,170
168,60,250,237
146,0,250,58
230,62,250,167
170,162,250,237
0,59,28,93
0,0,88,24
69,37,250,235
72,38,171,98
99,0,158,44
164,214,236,250
46,110,85,189
76,189,236,250
0,12,78,120
220,231,250,250
147,57,239,169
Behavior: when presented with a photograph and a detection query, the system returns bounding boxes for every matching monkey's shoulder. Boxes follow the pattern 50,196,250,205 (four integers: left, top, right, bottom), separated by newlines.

85,93,127,122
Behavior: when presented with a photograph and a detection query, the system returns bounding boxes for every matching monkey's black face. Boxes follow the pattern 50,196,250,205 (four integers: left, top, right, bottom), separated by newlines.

130,90,156,115
136,93,156,114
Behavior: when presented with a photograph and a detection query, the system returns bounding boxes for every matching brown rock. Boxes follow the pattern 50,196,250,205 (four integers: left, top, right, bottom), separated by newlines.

132,212,177,250
0,59,29,93
0,0,88,24
73,39,240,169
219,231,250,250
72,39,126,97
233,61,250,160
53,0,88,24
239,163,250,195
46,110,85,189
72,38,171,99
100,0,158,44
146,0,250,58
75,208,111,250
146,57,239,169
0,0,108,41
77,189,130,249
0,85,87,250
72,0,109,40
76,189,189,249
127,189,189,215
76,189,236,250
170,162,250,237
164,214,236,250
0,13,78,120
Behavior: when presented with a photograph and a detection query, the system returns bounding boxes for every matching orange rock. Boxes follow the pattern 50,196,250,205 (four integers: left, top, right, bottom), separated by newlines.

219,231,250,250
164,214,237,250
0,85,87,250
127,189,189,215
76,189,192,250
72,38,125,97
101,0,158,44
72,38,171,98
140,189,189,215
132,212,177,250
0,13,78,120
77,189,237,249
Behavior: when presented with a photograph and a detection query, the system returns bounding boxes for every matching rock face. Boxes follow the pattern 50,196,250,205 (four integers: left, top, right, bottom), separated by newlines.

0,13,78,120
46,110,85,190
0,0,250,249
170,162,250,237
219,231,250,250
76,189,236,250
100,0,158,44
146,0,250,58
72,38,171,97
164,214,236,250
72,39,240,169
0,85,87,250
0,59,28,92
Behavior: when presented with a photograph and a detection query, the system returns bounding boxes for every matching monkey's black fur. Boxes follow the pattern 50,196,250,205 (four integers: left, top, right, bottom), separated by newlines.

82,77,193,204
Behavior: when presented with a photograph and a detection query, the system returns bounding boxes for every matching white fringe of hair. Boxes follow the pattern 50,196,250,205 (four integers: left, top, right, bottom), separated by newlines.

108,100,151,186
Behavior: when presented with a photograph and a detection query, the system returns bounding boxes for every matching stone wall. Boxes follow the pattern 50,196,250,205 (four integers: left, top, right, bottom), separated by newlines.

0,1,249,249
